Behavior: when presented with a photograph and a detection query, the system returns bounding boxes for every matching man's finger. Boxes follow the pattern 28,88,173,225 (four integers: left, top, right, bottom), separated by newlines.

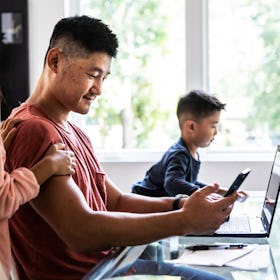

214,192,238,209
198,184,220,196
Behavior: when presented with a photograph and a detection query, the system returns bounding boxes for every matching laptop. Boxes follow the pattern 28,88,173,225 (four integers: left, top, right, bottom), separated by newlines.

268,178,280,277
214,145,280,237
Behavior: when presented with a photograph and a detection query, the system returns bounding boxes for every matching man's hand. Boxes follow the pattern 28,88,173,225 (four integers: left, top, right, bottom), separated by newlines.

180,184,238,235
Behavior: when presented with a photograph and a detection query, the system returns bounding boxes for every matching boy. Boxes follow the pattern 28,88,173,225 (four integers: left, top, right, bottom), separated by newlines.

132,89,225,197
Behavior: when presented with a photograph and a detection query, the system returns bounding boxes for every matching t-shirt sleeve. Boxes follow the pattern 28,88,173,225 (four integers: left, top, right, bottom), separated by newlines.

6,118,62,170
0,135,39,218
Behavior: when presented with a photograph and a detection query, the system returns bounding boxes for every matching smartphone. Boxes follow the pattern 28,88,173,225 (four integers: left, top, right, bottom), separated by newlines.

224,168,251,197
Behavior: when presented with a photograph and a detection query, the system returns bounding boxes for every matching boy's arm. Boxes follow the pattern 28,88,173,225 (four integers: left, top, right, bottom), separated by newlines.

195,180,207,188
164,153,202,196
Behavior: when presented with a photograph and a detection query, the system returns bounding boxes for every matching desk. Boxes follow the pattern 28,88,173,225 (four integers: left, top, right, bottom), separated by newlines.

160,236,277,280
83,192,279,280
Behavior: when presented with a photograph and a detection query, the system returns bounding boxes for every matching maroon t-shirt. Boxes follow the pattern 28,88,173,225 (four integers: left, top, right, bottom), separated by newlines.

7,104,110,279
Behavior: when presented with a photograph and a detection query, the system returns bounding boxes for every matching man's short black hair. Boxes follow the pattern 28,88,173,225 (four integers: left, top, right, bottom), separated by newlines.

44,15,118,63
176,89,226,128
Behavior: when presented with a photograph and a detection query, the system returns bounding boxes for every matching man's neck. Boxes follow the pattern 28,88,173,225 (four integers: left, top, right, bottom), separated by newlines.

27,95,69,128
27,72,70,127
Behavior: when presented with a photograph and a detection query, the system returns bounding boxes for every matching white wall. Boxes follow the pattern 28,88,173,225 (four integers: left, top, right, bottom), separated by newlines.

27,1,274,194
101,158,273,193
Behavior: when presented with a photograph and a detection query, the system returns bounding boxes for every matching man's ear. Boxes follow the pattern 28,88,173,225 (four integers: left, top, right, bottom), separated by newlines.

47,48,62,73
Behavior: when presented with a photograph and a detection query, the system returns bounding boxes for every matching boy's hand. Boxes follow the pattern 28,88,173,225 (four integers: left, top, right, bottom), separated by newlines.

216,185,249,202
46,143,76,175
0,119,22,151
236,190,249,202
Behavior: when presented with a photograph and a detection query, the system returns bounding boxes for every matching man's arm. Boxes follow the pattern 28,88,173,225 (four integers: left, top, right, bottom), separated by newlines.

30,175,180,252
105,176,175,213
30,175,237,254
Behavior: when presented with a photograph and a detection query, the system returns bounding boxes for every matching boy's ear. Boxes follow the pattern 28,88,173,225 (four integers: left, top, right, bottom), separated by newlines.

184,120,196,132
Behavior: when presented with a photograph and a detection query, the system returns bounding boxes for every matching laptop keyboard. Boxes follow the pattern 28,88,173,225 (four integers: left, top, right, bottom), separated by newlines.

216,216,251,233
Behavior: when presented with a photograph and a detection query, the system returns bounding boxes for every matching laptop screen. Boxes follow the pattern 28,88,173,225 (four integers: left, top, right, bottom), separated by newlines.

262,145,280,234
268,184,280,277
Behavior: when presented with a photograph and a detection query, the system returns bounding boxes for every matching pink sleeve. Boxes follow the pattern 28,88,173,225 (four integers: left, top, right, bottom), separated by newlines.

0,141,39,219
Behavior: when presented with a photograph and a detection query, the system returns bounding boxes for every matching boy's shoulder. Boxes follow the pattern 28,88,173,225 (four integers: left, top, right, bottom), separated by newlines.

163,139,192,158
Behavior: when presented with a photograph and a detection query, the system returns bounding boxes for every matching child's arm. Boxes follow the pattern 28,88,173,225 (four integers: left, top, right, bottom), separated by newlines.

31,143,76,185
0,118,22,151
0,143,75,219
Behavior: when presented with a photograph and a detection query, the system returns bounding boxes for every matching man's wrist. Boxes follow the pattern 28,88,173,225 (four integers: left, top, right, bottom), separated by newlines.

172,194,189,210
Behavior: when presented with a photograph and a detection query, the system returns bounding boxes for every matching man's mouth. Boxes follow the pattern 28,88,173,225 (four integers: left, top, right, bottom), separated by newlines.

83,94,97,102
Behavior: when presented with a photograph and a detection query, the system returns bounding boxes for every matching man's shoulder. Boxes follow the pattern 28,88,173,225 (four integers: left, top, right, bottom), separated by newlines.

6,109,62,168
19,117,56,129
18,120,59,142
10,104,58,135
10,103,35,119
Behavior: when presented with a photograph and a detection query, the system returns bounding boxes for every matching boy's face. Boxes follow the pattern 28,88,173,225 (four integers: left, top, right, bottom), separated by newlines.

193,111,221,148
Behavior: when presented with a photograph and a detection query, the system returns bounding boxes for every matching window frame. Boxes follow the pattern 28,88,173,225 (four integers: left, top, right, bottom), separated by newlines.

185,0,209,92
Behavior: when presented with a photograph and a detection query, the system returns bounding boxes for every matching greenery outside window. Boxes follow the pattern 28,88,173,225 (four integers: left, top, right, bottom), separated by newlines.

69,0,280,154
208,0,280,150
72,0,185,150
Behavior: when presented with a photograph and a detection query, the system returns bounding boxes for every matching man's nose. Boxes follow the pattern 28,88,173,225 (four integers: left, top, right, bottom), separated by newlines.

90,79,102,96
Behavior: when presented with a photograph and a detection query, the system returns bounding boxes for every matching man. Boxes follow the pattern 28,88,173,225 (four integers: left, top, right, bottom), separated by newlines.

6,16,237,279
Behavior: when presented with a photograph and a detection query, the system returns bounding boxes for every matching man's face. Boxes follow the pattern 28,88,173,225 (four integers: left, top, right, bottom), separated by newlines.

55,51,112,115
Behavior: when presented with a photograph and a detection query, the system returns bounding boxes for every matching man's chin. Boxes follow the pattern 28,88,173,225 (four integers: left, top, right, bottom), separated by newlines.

73,108,90,115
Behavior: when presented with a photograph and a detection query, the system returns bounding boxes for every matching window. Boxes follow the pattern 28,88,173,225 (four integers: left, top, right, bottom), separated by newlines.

208,0,280,150
69,0,279,152
73,0,185,150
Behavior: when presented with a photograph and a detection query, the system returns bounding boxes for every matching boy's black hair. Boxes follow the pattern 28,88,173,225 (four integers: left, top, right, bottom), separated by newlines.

44,15,118,63
177,89,226,128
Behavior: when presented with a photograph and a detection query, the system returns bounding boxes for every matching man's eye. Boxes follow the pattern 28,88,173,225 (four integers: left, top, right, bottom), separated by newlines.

88,73,98,78
87,72,108,81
